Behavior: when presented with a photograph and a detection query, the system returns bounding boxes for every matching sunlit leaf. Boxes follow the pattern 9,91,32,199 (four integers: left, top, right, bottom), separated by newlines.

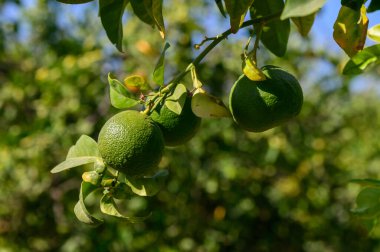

251,0,290,57
164,83,187,115
351,187,380,219
215,0,227,18
66,135,100,159
153,42,170,86
368,24,380,43
100,194,150,222
126,169,169,196
333,5,368,57
74,182,103,225
368,0,380,12
342,44,380,75
99,0,128,52
351,179,380,189
225,0,254,33
191,89,231,118
291,12,316,37
110,89,140,109
51,156,101,173
108,73,140,109
243,57,266,81
281,0,325,19
57,0,93,3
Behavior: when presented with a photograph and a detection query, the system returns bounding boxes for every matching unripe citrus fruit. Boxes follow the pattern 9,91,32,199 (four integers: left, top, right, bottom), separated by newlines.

150,94,201,146
98,110,164,177
229,65,303,132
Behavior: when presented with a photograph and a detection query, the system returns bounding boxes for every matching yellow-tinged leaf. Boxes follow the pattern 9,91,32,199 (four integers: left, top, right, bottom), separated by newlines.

124,75,150,92
191,89,230,118
368,24,380,43
333,5,368,57
243,58,266,81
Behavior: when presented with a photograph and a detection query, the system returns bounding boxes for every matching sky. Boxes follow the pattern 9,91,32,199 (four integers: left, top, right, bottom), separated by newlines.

1,0,379,93
2,0,379,50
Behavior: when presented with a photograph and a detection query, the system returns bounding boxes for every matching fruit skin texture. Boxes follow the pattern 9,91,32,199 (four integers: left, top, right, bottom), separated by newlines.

150,94,201,146
229,65,303,132
98,110,164,177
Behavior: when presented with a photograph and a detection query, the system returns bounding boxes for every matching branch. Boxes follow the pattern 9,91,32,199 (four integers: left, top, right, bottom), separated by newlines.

144,11,282,114
191,11,282,68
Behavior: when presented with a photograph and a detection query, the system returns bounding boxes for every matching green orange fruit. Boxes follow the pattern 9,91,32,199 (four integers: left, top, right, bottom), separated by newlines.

98,110,164,177
150,94,201,146
229,65,303,132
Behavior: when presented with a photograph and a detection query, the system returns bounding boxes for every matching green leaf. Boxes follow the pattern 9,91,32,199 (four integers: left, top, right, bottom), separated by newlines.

351,187,380,219
99,0,128,52
152,0,165,38
74,182,103,226
108,73,140,109
225,0,254,33
341,0,366,11
191,89,231,118
113,182,133,199
351,179,380,189
333,5,368,57
281,0,326,19
164,83,187,115
215,0,227,18
368,24,380,43
153,42,170,86
110,89,140,109
129,0,165,38
291,13,316,37
51,156,101,173
100,194,150,222
251,0,290,57
130,0,155,25
126,169,169,196
342,44,380,75
66,135,100,159
57,0,93,3
243,57,266,81
368,0,380,12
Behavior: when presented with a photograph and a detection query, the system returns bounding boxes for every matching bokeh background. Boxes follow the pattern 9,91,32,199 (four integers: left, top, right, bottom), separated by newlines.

2,0,380,251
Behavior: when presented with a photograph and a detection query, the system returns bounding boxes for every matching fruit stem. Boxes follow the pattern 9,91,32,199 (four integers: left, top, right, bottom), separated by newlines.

250,23,263,63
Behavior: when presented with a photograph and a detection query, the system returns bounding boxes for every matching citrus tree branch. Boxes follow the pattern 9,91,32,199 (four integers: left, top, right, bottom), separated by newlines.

169,11,282,85
144,11,282,114
191,11,282,68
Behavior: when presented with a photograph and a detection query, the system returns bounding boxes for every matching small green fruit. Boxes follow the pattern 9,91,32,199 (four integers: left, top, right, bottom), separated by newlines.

229,65,303,132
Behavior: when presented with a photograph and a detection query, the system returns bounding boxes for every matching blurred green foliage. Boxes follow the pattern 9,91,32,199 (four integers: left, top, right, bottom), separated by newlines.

2,0,380,251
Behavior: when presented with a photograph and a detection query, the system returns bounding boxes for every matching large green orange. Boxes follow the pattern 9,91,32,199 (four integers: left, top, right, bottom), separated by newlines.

150,94,201,146
98,110,164,177
229,65,303,132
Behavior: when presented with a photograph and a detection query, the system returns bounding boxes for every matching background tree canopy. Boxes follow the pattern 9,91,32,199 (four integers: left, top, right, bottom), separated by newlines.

2,0,380,251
